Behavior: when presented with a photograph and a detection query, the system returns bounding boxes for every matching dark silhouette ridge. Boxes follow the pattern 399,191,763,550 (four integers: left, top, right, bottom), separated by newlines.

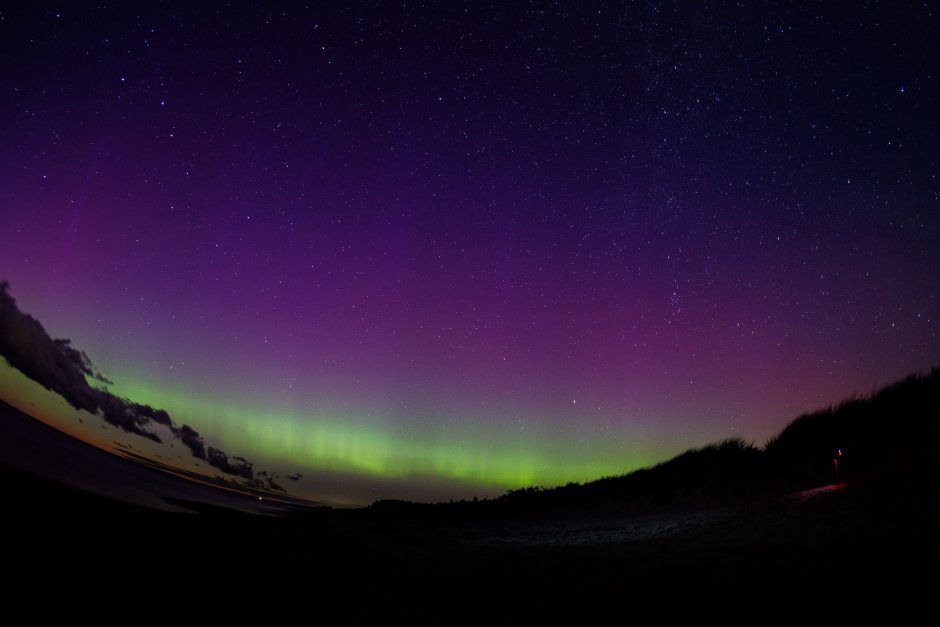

370,368,940,516
763,369,940,483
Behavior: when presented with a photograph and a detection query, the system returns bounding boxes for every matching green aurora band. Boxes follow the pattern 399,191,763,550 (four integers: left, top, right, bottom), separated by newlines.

1,359,687,504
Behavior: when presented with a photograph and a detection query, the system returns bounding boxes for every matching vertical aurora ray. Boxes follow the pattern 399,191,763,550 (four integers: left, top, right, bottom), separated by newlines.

93,370,683,492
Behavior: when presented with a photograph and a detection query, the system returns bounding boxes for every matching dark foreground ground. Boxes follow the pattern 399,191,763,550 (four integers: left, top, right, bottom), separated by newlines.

2,402,937,624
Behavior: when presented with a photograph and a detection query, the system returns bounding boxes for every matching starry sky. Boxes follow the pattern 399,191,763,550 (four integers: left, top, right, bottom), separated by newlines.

0,2,937,505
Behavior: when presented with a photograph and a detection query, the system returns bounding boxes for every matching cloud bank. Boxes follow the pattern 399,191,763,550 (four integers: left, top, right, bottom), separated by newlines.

0,280,275,487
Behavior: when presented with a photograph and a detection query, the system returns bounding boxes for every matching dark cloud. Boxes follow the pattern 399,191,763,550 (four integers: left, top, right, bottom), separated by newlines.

0,280,266,484
257,470,287,492
207,446,254,480
172,424,208,460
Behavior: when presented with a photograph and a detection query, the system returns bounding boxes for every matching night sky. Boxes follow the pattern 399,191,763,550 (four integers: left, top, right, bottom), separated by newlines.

1,2,937,504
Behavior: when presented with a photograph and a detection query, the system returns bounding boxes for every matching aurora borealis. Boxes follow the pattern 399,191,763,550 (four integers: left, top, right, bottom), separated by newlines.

0,3,937,505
